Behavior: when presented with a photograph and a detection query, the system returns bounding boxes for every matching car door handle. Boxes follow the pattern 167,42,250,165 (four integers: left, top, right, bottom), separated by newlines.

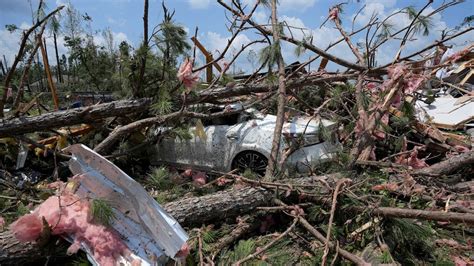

227,135,238,140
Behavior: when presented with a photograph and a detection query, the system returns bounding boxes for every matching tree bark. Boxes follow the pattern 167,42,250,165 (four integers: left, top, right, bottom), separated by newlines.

354,206,474,225
0,230,45,265
53,32,63,83
134,0,149,98
164,187,273,226
265,0,287,180
93,108,243,154
0,98,151,137
413,150,474,176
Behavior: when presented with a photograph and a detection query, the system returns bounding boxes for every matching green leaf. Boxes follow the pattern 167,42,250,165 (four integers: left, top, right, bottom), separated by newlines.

259,41,283,69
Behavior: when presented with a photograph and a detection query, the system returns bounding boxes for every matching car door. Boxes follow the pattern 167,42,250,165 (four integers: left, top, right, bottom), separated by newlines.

200,125,230,171
154,124,226,171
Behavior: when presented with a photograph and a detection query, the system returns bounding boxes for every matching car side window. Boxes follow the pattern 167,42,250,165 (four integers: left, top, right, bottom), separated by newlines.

198,106,242,126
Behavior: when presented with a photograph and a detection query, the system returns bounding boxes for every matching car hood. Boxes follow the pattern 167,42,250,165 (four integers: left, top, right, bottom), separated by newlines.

254,114,335,135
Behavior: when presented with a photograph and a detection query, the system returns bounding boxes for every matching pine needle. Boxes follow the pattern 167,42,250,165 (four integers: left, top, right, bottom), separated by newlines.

90,198,115,226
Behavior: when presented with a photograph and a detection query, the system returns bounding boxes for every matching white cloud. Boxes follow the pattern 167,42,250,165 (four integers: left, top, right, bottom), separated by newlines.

350,3,472,66
44,33,69,64
205,31,253,56
0,28,23,66
243,0,316,11
253,10,269,24
197,31,265,73
56,0,67,6
280,16,311,40
107,17,126,26
92,31,131,49
0,22,37,66
355,2,387,26
188,0,211,9
365,0,396,8
19,22,31,30
280,0,316,11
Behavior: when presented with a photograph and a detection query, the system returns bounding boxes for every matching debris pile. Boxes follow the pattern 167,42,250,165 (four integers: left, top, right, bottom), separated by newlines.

0,0,473,265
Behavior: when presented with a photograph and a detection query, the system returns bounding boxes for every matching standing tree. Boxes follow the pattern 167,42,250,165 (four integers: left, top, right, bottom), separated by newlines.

63,2,82,83
134,0,149,98
264,0,287,180
50,15,63,83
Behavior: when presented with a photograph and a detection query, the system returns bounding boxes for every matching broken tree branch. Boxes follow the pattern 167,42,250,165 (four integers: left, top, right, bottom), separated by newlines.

210,216,258,260
134,0,149,98
12,24,47,112
298,217,369,266
380,26,474,69
217,0,366,71
274,199,368,265
322,178,351,266
233,218,298,266
357,206,474,225
393,0,434,62
188,72,356,104
2,171,472,263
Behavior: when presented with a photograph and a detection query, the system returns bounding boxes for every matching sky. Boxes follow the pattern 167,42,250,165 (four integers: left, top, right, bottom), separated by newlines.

0,0,473,73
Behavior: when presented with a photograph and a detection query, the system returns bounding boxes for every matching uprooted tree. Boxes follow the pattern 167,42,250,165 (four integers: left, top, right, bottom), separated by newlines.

1,0,473,265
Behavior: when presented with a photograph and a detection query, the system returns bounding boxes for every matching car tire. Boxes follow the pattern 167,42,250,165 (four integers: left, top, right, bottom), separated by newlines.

231,151,268,176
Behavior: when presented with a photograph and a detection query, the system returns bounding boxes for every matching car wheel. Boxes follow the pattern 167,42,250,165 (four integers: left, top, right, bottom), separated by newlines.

231,151,268,176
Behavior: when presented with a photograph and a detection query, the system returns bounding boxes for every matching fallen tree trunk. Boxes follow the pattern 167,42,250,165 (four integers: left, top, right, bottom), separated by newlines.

165,187,273,226
0,230,45,265
0,99,151,137
413,150,474,176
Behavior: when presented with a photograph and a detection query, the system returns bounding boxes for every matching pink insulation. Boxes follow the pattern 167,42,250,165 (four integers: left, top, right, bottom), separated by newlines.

10,186,131,266
357,63,428,145
445,44,473,63
177,58,200,89
192,171,207,186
